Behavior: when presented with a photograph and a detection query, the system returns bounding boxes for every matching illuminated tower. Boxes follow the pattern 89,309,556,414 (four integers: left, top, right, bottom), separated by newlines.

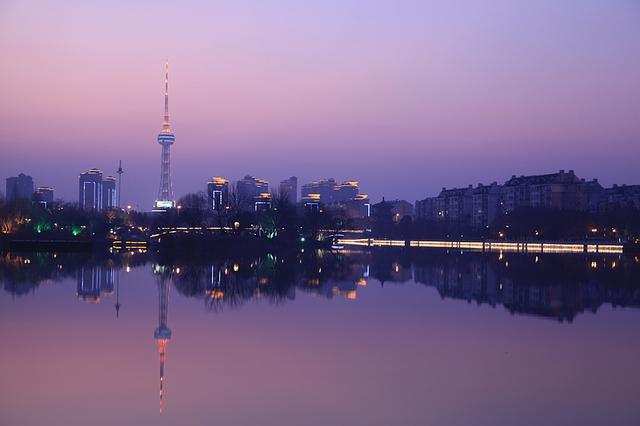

154,272,172,414
154,61,176,210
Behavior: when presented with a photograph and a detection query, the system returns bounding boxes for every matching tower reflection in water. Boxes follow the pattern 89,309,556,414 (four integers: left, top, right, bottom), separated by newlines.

153,265,173,415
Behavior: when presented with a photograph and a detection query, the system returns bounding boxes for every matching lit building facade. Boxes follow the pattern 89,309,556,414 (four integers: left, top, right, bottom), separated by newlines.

302,193,321,213
102,176,117,209
79,168,104,210
207,177,229,210
78,169,116,210
237,175,269,207
301,178,361,205
333,180,359,202
254,192,273,212
301,178,338,203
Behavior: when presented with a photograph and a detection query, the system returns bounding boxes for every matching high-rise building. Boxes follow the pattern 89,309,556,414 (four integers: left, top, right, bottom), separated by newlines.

78,169,116,210
155,61,176,210
301,178,337,203
5,173,34,202
301,178,360,205
79,168,104,210
279,176,298,204
102,176,117,209
35,186,54,205
207,177,229,210
333,180,359,202
237,175,268,202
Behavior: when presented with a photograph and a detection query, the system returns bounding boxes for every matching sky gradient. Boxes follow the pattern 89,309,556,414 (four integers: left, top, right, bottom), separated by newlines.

1,0,639,207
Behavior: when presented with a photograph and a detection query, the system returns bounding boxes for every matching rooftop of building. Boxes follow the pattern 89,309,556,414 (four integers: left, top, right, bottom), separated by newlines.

503,169,581,186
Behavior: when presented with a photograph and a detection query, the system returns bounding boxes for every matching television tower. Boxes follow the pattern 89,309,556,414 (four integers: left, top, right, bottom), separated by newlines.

116,160,124,209
154,60,175,209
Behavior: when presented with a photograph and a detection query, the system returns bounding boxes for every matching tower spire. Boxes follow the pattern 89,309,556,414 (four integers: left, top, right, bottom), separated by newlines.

162,60,171,133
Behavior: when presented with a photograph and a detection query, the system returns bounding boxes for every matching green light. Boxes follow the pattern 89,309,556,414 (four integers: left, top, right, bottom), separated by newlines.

71,226,82,236
34,222,51,234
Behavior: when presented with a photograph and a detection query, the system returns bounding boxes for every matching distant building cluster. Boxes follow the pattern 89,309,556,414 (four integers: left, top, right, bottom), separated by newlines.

79,168,117,210
5,173,55,206
204,175,371,217
415,170,640,228
300,178,370,218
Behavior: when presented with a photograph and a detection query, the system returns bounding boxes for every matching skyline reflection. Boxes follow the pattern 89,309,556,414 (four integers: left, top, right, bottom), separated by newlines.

2,250,638,323
1,249,640,425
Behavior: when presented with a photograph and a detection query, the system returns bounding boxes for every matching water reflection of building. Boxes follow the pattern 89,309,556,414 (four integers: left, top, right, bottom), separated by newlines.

76,266,116,303
412,254,640,322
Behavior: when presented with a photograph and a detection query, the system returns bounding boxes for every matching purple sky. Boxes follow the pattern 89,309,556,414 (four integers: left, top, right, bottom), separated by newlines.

1,0,639,208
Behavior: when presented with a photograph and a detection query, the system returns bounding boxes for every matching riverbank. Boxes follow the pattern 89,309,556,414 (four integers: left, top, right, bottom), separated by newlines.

337,238,630,254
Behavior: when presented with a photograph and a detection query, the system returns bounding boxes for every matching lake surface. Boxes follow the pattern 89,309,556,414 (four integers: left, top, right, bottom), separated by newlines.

1,249,639,426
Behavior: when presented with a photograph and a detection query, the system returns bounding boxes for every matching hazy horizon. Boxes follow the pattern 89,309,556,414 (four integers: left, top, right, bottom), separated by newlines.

2,0,639,208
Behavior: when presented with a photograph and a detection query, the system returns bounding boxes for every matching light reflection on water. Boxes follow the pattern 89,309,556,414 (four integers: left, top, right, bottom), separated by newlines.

1,249,639,426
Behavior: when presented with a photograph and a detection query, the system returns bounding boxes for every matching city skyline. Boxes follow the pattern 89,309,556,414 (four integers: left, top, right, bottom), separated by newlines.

1,0,639,206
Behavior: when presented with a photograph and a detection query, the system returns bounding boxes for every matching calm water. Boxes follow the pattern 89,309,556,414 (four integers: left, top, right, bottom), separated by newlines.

1,249,639,426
